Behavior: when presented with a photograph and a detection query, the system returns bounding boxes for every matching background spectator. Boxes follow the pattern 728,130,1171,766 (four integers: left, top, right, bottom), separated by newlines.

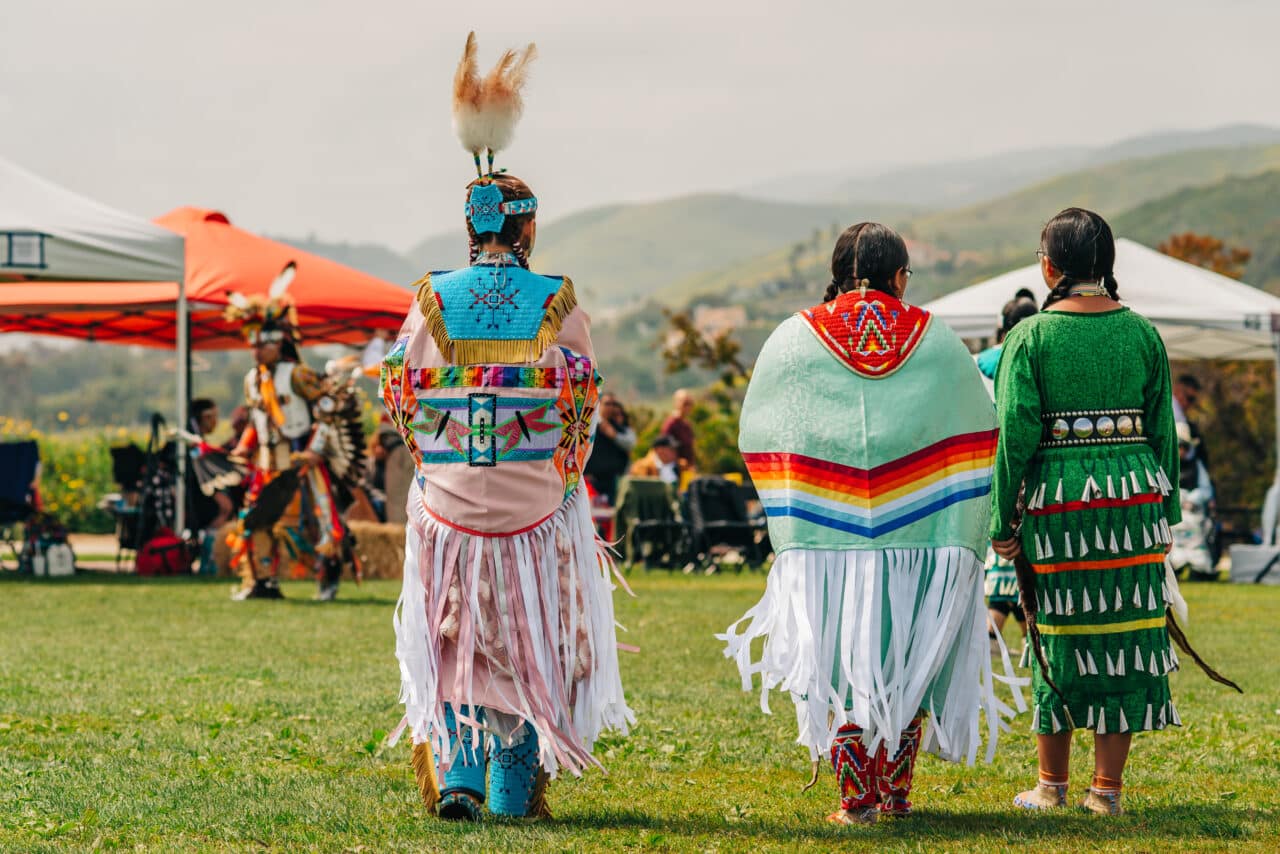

631,435,680,486
660,389,696,470
585,393,636,504
1172,374,1210,470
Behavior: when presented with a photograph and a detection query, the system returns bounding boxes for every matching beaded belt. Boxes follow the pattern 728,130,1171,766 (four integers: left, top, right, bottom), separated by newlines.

1040,408,1146,449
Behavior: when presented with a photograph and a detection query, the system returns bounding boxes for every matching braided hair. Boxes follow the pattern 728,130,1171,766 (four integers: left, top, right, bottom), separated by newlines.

1039,207,1120,309
464,172,536,269
824,222,911,303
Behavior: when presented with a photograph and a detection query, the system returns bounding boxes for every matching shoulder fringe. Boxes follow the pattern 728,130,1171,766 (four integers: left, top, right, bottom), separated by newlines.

414,272,578,365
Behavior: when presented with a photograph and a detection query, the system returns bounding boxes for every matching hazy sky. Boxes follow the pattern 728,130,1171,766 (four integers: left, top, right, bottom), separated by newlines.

3,0,1278,251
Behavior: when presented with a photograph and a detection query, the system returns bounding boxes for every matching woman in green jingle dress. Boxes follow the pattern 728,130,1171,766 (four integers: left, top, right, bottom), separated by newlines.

990,208,1181,816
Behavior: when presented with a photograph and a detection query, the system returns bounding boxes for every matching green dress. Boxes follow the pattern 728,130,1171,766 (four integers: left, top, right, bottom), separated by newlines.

990,308,1182,735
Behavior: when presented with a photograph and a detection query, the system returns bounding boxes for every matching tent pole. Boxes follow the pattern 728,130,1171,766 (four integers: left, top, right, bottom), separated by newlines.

175,280,189,536
1274,324,1280,483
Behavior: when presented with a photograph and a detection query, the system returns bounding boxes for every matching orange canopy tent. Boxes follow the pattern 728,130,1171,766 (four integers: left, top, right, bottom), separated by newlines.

0,206,415,532
0,207,413,348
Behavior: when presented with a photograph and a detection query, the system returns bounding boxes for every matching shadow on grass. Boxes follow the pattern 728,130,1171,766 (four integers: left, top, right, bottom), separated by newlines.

0,571,226,585
0,572,398,605
542,803,1258,844
281,596,400,608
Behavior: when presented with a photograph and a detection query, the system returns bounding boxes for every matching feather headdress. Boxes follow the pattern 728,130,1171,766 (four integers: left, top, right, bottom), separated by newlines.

224,261,301,342
453,31,537,178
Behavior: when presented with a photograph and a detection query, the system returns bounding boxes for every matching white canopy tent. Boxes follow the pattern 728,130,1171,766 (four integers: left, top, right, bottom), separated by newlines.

1,155,192,530
0,157,185,282
925,239,1280,360
925,237,1280,543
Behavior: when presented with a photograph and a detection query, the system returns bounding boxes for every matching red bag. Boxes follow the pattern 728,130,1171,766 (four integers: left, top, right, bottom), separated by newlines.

136,529,192,576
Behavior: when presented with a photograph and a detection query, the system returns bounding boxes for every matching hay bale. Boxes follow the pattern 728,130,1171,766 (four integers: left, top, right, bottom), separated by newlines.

211,518,404,581
349,520,405,580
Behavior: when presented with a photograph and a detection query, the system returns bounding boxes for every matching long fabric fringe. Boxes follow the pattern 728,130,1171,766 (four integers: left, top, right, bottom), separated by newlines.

718,547,1026,765
391,484,633,778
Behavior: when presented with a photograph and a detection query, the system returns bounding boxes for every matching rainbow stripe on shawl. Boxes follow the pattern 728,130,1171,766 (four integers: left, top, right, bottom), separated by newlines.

744,430,997,539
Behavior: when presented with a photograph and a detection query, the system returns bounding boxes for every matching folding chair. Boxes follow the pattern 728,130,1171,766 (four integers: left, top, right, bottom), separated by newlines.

0,440,39,571
684,475,771,572
613,477,688,570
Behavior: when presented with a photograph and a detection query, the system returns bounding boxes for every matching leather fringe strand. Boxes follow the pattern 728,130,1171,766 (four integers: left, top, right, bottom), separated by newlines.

1165,610,1242,693
411,742,441,813
526,768,553,820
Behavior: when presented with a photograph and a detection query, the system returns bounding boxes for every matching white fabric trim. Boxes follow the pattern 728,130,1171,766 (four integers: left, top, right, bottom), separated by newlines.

718,546,1025,764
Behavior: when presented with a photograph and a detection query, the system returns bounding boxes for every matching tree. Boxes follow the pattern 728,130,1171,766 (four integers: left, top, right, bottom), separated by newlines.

1157,232,1252,279
659,309,750,386
1158,232,1273,522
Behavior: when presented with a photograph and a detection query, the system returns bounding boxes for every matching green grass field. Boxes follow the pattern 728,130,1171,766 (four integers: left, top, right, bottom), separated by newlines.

1,572,1277,852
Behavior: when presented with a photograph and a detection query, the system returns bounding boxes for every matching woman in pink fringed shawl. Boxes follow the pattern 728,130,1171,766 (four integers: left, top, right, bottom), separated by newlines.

379,33,633,824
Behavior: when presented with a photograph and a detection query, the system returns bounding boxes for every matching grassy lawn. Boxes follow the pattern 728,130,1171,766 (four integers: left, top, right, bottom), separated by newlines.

0,571,1277,852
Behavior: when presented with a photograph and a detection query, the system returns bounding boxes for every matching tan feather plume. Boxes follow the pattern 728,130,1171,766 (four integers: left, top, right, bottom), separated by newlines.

452,31,537,162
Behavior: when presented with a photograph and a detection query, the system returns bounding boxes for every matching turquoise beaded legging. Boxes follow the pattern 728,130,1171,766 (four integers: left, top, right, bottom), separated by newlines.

488,721,541,817
437,705,487,800
435,706,543,817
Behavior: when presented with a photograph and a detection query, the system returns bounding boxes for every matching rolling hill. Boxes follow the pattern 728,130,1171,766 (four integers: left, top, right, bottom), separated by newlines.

1113,170,1280,292
271,234,422,287
747,124,1280,210
667,142,1280,307
409,194,919,308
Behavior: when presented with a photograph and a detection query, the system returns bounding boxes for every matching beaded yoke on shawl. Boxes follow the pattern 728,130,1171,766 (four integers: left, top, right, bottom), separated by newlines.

381,263,633,778
720,291,1025,764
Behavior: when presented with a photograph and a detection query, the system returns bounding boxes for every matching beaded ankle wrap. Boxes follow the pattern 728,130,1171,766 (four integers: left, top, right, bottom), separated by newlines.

876,714,924,815
830,724,877,811
1083,775,1124,815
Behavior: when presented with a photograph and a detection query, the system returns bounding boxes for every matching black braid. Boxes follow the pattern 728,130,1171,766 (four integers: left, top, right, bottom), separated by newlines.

822,279,841,303
468,237,479,265
1041,277,1075,310
1102,271,1120,301
511,241,530,270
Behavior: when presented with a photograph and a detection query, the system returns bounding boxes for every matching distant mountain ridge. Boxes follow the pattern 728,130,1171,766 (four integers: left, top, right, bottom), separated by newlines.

270,234,421,288
408,193,919,308
746,124,1280,210
657,142,1280,305
274,124,1280,310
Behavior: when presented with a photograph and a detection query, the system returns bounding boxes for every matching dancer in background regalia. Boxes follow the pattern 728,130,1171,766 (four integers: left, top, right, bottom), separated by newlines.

381,33,633,822
223,263,366,601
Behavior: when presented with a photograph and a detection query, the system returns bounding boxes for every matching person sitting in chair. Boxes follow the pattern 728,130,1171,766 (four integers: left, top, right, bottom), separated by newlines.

630,435,680,486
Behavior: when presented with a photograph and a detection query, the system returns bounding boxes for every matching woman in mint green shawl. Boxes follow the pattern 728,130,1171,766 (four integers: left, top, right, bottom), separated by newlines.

721,223,1024,826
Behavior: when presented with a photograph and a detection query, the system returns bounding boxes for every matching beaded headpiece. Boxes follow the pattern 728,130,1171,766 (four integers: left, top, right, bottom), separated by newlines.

452,32,538,234
224,261,301,344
